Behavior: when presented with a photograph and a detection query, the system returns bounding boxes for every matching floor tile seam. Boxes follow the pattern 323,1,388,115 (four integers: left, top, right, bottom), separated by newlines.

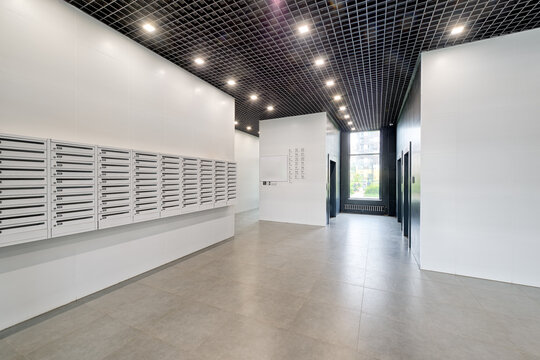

101,330,187,360
256,281,317,299
364,285,496,314
274,294,311,332
362,274,479,295
199,255,288,273
94,281,188,307
476,306,540,323
192,287,308,326
357,308,522,347
431,326,525,354
516,286,540,303
361,283,488,311
126,308,239,355
196,267,319,299
510,343,540,359
18,313,113,359
88,306,209,354
462,283,539,303
304,296,364,314
355,282,367,352
189,311,286,351
314,274,366,288
194,271,292,296
286,325,360,352
466,285,512,316
86,291,185,331
4,304,108,355
1,339,27,360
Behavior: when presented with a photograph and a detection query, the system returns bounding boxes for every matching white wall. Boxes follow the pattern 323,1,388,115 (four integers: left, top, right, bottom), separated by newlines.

396,68,422,264
0,0,235,330
234,130,259,213
259,113,328,226
326,117,341,213
421,28,540,287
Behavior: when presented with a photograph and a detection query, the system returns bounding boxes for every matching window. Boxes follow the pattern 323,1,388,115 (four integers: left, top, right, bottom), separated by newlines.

349,131,380,199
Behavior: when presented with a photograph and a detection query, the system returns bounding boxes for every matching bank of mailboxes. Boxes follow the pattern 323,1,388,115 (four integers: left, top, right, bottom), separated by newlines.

0,133,237,248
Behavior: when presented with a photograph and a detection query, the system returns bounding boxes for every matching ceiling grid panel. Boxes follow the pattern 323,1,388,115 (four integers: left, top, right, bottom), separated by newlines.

65,0,540,135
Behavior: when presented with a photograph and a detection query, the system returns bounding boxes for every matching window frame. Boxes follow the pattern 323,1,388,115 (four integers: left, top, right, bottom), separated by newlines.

348,130,381,201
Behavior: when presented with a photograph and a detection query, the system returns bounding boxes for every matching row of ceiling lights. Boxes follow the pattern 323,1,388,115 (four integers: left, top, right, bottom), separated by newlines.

142,20,466,134
298,23,357,130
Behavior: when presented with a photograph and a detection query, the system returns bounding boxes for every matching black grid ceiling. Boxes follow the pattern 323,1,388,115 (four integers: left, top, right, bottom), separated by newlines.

65,0,540,136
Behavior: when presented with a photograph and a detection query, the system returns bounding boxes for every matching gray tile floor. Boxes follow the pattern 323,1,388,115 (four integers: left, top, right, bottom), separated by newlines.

1,210,540,359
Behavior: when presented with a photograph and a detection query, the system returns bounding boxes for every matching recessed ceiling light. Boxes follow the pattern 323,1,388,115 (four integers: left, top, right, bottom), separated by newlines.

267,105,274,111
390,123,394,126
451,25,464,35
326,80,335,87
344,114,350,119
247,126,252,130
298,24,309,34
234,121,238,125
351,127,356,131
194,57,205,65
142,23,156,33
314,58,325,66
339,106,346,111
347,121,353,125
226,79,236,86
250,94,258,101
333,95,342,101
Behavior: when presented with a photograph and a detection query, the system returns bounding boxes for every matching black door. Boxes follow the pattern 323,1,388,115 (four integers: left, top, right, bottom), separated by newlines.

397,158,402,223
330,160,337,218
403,152,410,242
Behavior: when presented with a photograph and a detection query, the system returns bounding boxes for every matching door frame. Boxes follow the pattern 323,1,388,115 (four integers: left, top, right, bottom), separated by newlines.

403,151,410,244
329,160,337,218
397,157,402,223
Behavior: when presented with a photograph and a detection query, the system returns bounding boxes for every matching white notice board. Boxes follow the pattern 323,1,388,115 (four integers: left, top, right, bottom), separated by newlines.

260,155,288,182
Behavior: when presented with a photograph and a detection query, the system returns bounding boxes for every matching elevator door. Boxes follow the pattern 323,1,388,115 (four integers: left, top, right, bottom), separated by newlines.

403,152,410,243
397,158,402,223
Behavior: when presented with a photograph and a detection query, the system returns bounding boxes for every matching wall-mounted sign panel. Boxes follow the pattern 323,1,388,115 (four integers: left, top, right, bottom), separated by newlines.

260,155,288,182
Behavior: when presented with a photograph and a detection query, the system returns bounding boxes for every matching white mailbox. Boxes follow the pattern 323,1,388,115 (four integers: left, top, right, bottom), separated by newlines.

227,162,237,206
50,140,97,237
98,147,133,229
0,134,49,247
199,158,214,210
181,157,199,214
214,160,227,208
160,154,182,217
132,151,160,222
